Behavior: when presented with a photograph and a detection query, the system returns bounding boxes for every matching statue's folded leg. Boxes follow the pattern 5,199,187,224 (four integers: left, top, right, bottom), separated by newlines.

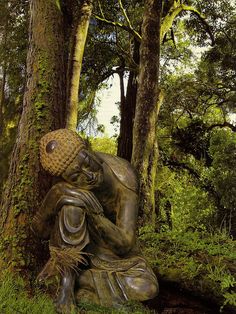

117,257,158,301
75,255,158,308
39,204,90,313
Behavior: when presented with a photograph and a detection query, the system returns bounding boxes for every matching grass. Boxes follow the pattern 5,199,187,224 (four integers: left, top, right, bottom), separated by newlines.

0,273,56,314
0,272,154,314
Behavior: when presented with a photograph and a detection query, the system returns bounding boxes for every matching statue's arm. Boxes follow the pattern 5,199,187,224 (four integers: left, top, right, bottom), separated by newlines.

32,182,85,239
32,183,62,239
87,189,138,255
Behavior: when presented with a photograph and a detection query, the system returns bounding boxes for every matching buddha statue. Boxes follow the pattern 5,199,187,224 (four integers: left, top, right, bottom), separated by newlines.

32,128,158,313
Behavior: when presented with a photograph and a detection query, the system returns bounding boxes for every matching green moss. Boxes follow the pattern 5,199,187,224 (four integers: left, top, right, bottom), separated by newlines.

77,300,154,313
0,52,53,269
32,54,52,131
0,226,31,269
12,153,33,217
0,151,35,267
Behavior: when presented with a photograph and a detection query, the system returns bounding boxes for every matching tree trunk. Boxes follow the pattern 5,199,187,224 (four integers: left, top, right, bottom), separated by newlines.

0,4,9,134
117,39,139,162
66,0,93,130
131,0,163,226
0,0,68,274
117,1,201,163
117,71,137,161
0,66,6,134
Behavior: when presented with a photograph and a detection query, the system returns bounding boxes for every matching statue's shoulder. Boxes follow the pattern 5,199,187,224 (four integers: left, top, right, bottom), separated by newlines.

95,152,138,193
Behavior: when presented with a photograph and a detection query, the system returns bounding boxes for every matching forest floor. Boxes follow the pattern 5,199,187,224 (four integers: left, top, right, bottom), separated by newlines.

140,228,236,314
145,280,234,314
0,229,235,313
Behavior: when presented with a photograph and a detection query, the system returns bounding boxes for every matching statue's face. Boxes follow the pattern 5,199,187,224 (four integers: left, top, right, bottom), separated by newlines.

62,150,103,189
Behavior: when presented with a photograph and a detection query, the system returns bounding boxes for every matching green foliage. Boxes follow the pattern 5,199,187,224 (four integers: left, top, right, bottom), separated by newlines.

205,128,236,234
0,0,28,196
208,128,236,209
173,119,211,162
156,165,216,232
90,136,117,155
158,0,236,233
139,227,236,310
0,273,56,314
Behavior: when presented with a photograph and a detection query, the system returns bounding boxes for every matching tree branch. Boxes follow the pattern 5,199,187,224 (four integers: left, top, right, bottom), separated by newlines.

162,155,221,204
94,5,141,42
161,3,182,43
207,122,236,132
94,14,141,42
181,4,215,45
118,0,136,35
161,1,215,46
98,0,105,18
66,0,93,130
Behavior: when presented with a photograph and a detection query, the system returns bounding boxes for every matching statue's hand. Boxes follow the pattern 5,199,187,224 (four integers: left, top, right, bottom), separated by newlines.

56,194,103,216
56,195,85,211
31,212,52,239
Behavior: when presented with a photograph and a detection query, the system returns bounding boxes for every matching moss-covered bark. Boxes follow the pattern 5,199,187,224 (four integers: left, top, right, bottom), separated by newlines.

66,0,93,130
0,0,68,274
131,0,163,226
0,5,8,134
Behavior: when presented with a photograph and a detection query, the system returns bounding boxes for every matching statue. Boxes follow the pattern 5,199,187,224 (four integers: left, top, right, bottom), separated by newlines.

32,129,158,313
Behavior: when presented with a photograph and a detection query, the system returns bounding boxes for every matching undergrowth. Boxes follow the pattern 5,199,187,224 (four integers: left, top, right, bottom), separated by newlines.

77,300,154,313
0,272,55,314
139,227,236,311
1,229,235,313
0,273,154,313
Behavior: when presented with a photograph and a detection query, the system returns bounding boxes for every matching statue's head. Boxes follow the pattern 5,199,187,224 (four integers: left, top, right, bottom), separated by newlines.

40,129,103,189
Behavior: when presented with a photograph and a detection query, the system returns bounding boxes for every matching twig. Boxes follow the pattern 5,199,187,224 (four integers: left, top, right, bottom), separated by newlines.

94,14,141,42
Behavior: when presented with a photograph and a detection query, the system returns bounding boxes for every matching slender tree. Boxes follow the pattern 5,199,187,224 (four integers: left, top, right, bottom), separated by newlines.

66,0,93,130
117,38,139,161
132,0,163,225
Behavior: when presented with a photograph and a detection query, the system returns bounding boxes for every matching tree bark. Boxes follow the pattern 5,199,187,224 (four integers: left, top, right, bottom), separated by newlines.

117,71,137,161
117,1,204,163
117,39,139,162
0,66,6,134
66,0,93,130
0,0,68,274
132,0,163,226
0,4,9,134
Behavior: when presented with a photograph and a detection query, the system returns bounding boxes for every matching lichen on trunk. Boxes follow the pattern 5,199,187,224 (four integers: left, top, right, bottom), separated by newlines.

132,0,163,227
66,0,93,130
0,0,68,274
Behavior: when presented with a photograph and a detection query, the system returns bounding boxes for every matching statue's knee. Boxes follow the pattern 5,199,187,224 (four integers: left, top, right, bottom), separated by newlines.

125,276,158,301
61,205,86,228
145,279,159,299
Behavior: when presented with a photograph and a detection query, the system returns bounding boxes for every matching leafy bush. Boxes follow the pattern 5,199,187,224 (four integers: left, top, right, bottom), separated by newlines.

139,227,236,311
156,166,216,232
90,137,117,155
